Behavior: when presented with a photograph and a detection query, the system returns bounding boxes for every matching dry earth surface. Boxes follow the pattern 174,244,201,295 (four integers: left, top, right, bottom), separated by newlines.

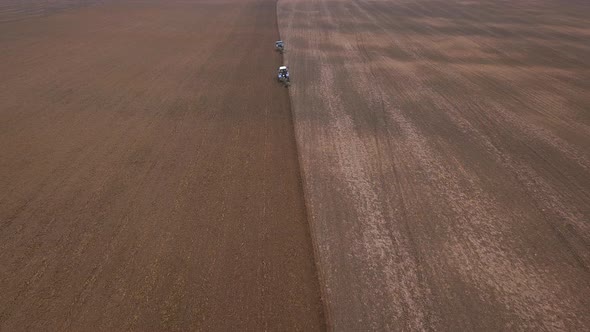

278,0,590,330
0,0,325,330
0,0,104,23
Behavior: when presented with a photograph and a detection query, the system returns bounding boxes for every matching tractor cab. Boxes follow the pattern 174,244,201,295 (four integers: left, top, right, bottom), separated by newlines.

275,40,284,51
278,66,290,82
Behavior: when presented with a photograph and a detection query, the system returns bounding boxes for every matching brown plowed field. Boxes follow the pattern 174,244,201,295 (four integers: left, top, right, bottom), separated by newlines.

279,0,590,330
0,0,103,23
0,0,324,330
